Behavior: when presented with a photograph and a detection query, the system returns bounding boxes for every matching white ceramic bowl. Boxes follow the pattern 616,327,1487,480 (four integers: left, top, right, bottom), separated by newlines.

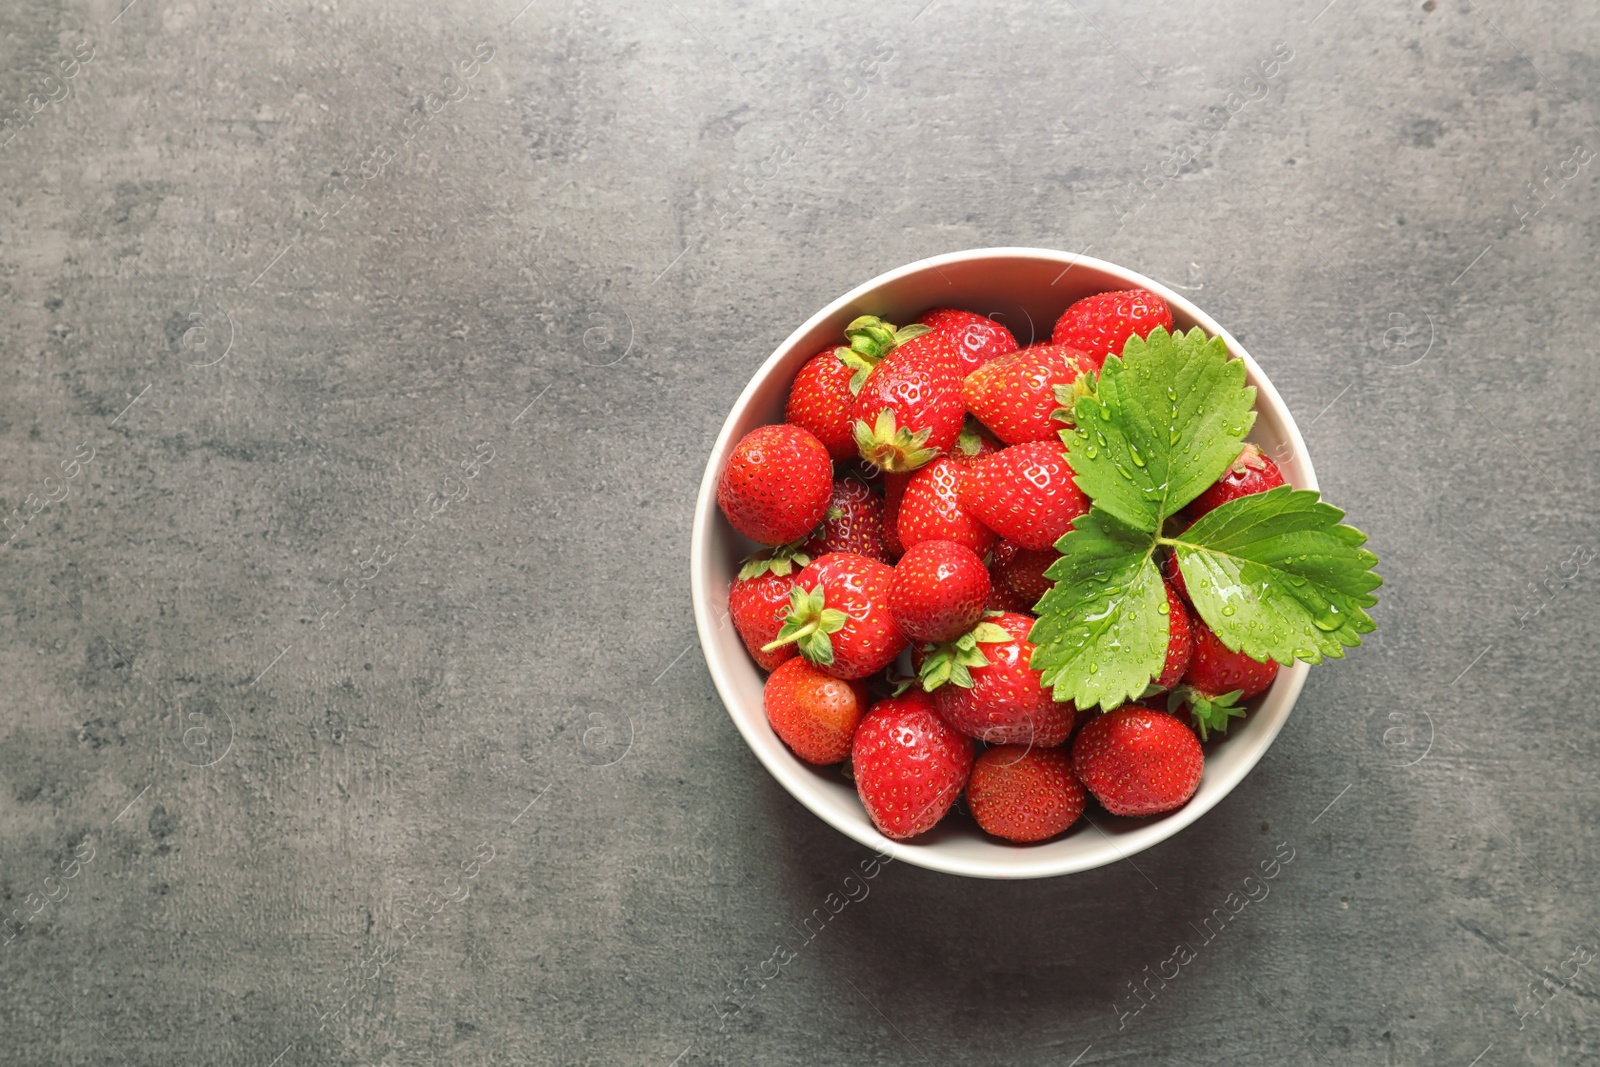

690,248,1312,879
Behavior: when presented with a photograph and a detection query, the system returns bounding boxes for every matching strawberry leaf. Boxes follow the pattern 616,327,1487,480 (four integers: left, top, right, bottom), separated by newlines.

1027,315,1381,705
1170,485,1380,664
1066,326,1256,533
1027,507,1170,711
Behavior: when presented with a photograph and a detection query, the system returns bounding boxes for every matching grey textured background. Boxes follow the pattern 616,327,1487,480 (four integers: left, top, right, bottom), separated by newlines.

1,0,1597,1063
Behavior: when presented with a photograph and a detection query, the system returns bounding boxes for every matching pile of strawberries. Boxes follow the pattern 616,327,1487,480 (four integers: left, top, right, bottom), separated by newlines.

718,291,1287,844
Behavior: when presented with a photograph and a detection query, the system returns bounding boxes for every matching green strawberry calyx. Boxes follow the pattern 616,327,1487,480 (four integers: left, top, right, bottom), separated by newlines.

1049,370,1099,429
917,621,1012,691
1168,685,1247,741
883,667,917,697
736,538,814,581
835,316,932,395
853,409,938,473
761,584,848,667
954,422,988,459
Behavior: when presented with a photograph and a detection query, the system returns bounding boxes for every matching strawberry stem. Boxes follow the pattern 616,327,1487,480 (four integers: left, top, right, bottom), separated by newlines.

1168,685,1246,740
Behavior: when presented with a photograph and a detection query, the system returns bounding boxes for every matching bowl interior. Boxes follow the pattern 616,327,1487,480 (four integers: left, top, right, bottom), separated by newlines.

691,248,1312,878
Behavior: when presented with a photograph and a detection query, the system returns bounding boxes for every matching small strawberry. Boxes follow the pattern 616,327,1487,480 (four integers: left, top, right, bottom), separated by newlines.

764,657,871,765
728,544,812,671
962,343,1095,445
852,690,975,839
888,539,990,643
1071,706,1203,817
915,307,1018,376
717,424,833,546
966,746,1086,843
1171,617,1280,739
1187,443,1286,519
785,317,931,460
897,456,998,557
1154,579,1194,690
803,475,888,563
929,612,1076,746
959,440,1089,552
764,552,906,680
852,331,966,473
1050,289,1174,369
989,540,1059,612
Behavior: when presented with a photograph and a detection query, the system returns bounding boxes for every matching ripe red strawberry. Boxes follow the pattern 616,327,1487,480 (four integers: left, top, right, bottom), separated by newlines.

984,583,1025,614
803,476,888,563
989,540,1059,612
1155,579,1194,690
784,348,861,461
765,552,906,680
1051,289,1174,369
966,746,1086,843
1172,617,1280,739
1165,439,1282,595
785,318,929,461
764,657,870,764
1071,706,1203,817
1184,618,1279,699
962,343,1095,445
888,540,990,643
852,690,974,839
1188,443,1286,519
897,456,998,556
717,425,833,546
881,472,910,560
930,612,1076,746
728,545,812,671
1162,548,1190,605
915,307,1018,376
852,332,966,473
959,440,1089,552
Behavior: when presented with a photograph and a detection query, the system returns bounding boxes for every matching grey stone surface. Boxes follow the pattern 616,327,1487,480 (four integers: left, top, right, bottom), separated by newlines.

1,0,1598,1063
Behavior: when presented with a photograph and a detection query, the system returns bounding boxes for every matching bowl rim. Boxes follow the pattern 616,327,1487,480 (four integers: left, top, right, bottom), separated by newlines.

690,246,1315,879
